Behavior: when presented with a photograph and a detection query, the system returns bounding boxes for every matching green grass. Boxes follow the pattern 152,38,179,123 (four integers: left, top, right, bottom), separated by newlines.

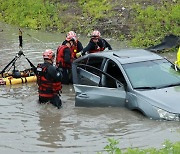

0,0,59,31
130,2,180,48
0,0,179,48
98,138,180,154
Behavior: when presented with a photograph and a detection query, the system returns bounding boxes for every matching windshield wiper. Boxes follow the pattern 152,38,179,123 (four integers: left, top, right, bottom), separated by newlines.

134,86,157,90
158,83,180,89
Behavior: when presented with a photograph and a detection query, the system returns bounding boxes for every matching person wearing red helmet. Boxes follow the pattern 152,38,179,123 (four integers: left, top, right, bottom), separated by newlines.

77,30,112,57
56,38,75,84
62,31,83,59
36,49,63,109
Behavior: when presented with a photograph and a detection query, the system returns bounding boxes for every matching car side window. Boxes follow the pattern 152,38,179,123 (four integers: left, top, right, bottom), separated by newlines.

102,60,126,88
86,57,104,76
76,57,104,86
87,57,104,69
75,57,125,88
78,57,88,65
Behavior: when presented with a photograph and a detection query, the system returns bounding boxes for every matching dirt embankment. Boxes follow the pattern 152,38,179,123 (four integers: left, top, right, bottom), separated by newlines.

55,0,174,39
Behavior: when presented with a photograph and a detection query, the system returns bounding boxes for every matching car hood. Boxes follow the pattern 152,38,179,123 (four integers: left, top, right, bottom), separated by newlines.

135,86,180,113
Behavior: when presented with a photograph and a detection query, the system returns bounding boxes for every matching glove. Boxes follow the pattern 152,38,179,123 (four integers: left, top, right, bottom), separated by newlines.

56,67,63,81
57,62,63,68
57,67,63,73
108,46,112,50
76,52,82,58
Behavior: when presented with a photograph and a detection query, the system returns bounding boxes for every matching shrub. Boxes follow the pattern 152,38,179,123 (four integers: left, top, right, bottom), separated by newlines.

0,0,59,31
98,138,180,154
130,1,180,48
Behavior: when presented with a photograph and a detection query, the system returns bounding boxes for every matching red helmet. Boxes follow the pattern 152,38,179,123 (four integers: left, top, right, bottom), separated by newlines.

67,31,76,38
66,31,77,42
43,49,55,60
66,36,76,45
91,30,101,38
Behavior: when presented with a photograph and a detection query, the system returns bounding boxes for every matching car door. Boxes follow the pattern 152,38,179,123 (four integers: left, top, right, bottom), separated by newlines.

73,56,126,107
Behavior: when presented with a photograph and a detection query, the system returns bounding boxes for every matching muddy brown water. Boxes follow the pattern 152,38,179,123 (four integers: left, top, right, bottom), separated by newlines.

0,22,179,154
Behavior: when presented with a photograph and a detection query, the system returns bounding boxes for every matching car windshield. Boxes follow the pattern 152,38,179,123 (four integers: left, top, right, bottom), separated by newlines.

123,59,180,89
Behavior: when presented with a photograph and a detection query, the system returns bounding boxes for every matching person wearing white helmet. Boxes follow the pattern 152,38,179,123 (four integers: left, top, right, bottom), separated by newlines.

36,49,63,109
76,30,112,57
62,31,83,59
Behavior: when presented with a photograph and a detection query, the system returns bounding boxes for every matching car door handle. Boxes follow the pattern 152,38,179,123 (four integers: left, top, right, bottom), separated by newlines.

78,93,89,98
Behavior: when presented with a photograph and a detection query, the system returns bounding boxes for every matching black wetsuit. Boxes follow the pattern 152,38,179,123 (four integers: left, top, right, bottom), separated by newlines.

82,38,112,55
36,61,63,108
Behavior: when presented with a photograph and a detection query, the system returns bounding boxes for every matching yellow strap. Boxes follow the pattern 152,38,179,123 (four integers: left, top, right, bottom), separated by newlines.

176,47,180,66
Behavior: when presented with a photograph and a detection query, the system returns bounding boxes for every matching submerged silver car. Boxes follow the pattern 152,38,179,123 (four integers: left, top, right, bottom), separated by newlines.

72,49,180,121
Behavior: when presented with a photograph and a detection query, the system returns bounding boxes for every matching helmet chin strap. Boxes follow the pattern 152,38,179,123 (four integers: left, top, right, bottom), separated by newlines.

66,42,71,48
44,59,53,64
51,57,55,64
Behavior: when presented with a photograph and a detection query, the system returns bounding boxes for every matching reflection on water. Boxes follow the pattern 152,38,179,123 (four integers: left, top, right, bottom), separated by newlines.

37,109,65,149
0,22,180,154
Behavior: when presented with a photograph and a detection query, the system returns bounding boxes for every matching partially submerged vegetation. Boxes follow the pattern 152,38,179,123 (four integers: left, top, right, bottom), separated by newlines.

98,138,180,154
0,0,179,48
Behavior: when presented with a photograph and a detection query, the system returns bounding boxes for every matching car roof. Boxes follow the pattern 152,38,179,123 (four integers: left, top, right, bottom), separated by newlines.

88,49,164,64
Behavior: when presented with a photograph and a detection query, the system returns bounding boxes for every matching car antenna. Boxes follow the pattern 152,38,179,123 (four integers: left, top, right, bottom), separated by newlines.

113,53,129,58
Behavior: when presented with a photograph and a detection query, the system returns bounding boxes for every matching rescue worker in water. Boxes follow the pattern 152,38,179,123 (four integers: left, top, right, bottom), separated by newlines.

62,31,83,59
56,37,75,84
36,49,63,109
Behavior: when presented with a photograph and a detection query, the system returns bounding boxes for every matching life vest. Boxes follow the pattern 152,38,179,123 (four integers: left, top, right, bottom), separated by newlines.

70,45,77,59
175,47,180,67
36,63,62,98
89,46,105,53
56,45,73,68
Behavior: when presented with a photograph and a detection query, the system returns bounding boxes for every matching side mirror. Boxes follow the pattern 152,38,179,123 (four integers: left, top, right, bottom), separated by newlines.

116,81,125,90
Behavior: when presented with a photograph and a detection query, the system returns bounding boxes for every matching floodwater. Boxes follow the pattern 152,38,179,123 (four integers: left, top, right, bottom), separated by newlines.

0,22,179,154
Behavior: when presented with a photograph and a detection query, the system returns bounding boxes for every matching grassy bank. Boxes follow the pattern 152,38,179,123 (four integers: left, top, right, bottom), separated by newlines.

98,138,180,154
0,0,179,48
